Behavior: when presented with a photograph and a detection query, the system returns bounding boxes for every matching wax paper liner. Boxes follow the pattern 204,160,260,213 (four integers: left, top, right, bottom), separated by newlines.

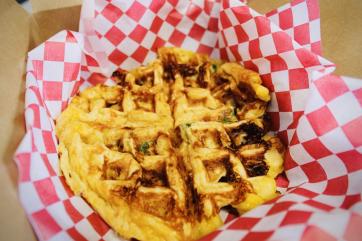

14,0,362,240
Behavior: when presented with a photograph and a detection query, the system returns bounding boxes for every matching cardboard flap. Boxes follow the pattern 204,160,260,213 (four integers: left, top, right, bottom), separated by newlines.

30,0,82,13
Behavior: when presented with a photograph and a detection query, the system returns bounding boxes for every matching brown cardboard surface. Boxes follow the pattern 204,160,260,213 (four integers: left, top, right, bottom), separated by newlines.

0,0,361,240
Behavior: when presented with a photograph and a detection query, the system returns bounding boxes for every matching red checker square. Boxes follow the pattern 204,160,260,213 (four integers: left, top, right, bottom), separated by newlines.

41,154,56,176
126,1,147,22
101,4,122,23
169,30,186,46
189,23,205,41
87,212,110,236
294,23,310,45
314,75,349,102
304,199,333,211
108,49,128,66
32,209,62,240
219,47,228,60
42,130,57,153
34,178,60,206
168,0,178,6
197,44,213,56
131,46,148,63
88,72,107,86
231,6,252,24
28,104,41,128
198,230,221,241
344,213,362,241
273,31,294,53
302,138,332,159
266,54,288,72
186,3,202,21
32,60,43,80
306,0,320,21
249,39,262,59
296,48,320,68
289,68,309,90
61,100,68,111
275,92,292,112
228,217,260,230
291,187,318,198
301,161,327,183
63,63,80,82
59,176,75,197
166,9,183,25
267,201,295,215
149,0,165,13
268,112,280,131
342,116,362,147
306,106,339,136
276,173,289,188
278,130,289,146
255,16,271,37
67,227,87,241
43,81,62,101
234,25,249,43
104,26,126,46
150,16,163,34
352,88,362,106
15,153,31,182
219,11,232,29
289,132,300,145
204,0,214,15
260,74,274,91
311,41,322,55
64,199,83,223
284,150,299,170
323,175,348,195
44,41,65,61
151,36,166,52
85,54,99,67
243,231,273,241
208,17,218,32
337,150,362,173
341,194,361,209
290,111,304,129
303,226,337,241
224,213,238,224
280,210,312,225
129,25,148,43
279,9,293,30
65,31,77,43
228,45,241,61
243,60,259,72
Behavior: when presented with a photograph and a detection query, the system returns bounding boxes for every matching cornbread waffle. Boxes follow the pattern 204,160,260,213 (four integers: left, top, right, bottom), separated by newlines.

56,47,285,241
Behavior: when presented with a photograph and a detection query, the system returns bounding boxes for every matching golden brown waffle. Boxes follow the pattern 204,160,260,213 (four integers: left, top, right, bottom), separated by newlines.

56,47,285,241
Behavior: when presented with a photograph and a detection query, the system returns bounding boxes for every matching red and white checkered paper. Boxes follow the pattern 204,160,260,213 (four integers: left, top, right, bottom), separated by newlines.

15,0,362,240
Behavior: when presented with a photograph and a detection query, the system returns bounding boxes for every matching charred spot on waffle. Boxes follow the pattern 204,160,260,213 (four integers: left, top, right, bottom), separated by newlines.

243,158,269,177
141,168,169,187
219,157,239,183
229,122,266,147
178,64,198,77
112,69,128,87
197,63,208,88
135,72,154,86
162,54,178,81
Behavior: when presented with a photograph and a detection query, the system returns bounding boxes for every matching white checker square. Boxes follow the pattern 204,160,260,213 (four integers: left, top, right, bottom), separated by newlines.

64,43,82,63
158,22,175,41
343,76,362,91
178,16,196,35
278,193,309,203
213,230,247,241
287,128,296,144
286,166,309,187
268,93,279,112
45,101,62,119
43,61,65,82
157,2,173,20
254,58,270,75
116,37,139,56
94,14,113,36
47,153,60,176
347,171,362,194
313,194,346,208
48,231,71,241
30,152,50,181
285,28,294,38
241,19,259,40
39,107,54,131
224,9,239,27
102,230,120,241
267,13,279,28
114,15,137,35
279,112,293,130
52,176,70,201
28,43,45,61
70,196,94,217
76,219,101,241
290,89,310,111
200,30,218,47
319,127,354,153
259,34,277,56
272,70,289,91
47,202,75,229
318,155,348,179
138,9,156,29
350,201,362,215
119,57,140,70
328,92,361,126
94,0,108,12
291,2,309,25
180,37,199,52
252,212,286,231
309,19,321,43
87,35,104,53
270,224,305,241
304,84,326,114
300,181,327,193
102,37,118,55
296,116,317,142
223,27,238,46
111,0,132,13
279,51,304,69
243,203,273,218
238,42,250,61
19,182,44,213
308,211,349,238
195,11,211,29
141,31,157,48
289,144,314,165
211,48,219,59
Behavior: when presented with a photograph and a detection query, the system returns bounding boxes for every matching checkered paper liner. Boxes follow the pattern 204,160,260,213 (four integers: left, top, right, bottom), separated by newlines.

14,0,362,240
